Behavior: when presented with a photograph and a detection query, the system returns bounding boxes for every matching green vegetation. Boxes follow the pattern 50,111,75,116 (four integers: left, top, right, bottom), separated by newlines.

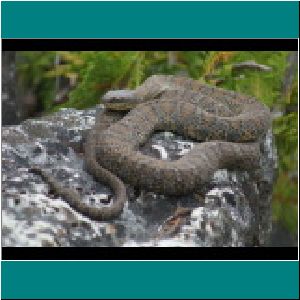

16,51,298,234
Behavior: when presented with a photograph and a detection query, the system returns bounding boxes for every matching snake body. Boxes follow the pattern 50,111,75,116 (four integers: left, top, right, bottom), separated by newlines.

31,75,271,220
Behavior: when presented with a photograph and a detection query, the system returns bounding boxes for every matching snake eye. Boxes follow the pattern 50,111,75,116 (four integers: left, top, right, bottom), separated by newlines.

153,89,166,99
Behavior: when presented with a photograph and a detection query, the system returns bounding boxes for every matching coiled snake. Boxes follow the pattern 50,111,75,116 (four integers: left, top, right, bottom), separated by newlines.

31,75,271,221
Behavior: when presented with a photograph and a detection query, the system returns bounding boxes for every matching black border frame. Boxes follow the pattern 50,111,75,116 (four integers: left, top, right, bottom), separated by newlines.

2,38,298,51
2,246,298,260
2,38,298,261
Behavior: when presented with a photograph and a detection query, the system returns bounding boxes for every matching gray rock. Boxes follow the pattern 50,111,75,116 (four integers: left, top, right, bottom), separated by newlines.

1,106,277,247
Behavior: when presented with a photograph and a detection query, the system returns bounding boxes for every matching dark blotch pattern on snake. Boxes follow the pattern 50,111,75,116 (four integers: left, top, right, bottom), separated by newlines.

30,75,271,221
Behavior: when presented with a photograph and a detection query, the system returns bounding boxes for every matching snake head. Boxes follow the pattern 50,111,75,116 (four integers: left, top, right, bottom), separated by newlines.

102,90,140,111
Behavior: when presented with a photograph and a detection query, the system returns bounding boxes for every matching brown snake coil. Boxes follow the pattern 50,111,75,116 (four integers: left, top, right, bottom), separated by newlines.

31,75,271,221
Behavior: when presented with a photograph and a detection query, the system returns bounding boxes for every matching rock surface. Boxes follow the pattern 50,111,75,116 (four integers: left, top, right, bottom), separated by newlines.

1,106,277,247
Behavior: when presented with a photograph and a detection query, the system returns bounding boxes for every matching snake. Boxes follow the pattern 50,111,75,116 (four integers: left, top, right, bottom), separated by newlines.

30,75,271,221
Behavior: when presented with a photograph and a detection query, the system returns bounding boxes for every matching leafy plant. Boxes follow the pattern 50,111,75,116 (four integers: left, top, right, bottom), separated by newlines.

16,51,57,111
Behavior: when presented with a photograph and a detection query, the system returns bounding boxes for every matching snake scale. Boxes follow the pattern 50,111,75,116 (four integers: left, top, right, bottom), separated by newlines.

31,75,271,221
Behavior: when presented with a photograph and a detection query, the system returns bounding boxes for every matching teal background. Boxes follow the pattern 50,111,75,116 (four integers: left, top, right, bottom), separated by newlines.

1,261,299,299
1,1,299,38
1,1,299,299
